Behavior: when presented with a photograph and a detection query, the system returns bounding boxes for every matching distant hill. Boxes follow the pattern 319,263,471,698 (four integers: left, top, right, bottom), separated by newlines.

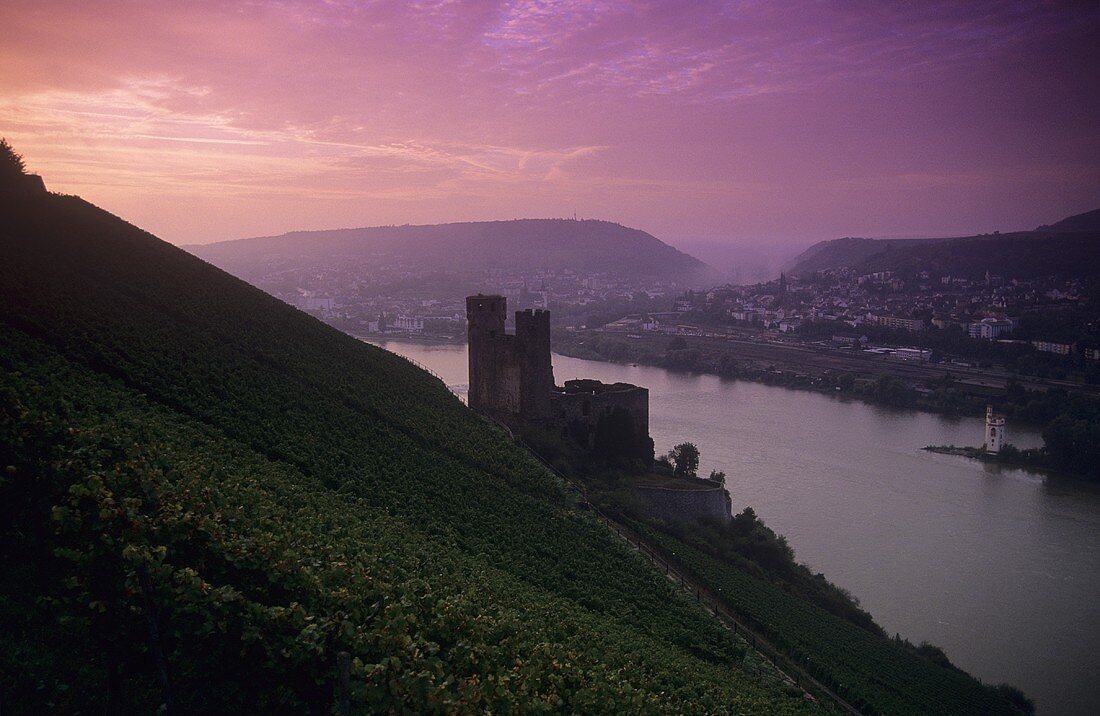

188,218,720,285
1035,208,1100,233
784,236,944,275
786,209,1100,279
853,232,1100,280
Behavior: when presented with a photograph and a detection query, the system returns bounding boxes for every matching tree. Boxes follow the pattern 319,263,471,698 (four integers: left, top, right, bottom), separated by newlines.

668,336,687,351
715,353,738,378
666,442,700,478
707,470,726,485
663,348,701,372
1,138,27,182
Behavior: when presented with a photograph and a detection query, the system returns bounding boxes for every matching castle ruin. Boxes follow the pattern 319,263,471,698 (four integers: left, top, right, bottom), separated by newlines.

466,294,652,460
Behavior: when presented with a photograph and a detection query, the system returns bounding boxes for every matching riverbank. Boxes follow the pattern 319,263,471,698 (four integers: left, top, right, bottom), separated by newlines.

354,332,463,346
550,328,1008,421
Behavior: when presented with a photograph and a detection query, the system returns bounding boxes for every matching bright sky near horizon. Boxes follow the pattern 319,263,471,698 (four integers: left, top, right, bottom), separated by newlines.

1,1,1097,251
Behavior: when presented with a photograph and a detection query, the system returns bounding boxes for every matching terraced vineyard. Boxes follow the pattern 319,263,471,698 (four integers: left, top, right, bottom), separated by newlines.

0,192,815,712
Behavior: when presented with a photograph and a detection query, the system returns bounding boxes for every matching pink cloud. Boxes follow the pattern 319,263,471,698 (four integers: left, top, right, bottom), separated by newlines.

0,0,1095,247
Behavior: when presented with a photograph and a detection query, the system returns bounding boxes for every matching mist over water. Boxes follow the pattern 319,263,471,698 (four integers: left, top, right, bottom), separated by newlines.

370,338,1100,716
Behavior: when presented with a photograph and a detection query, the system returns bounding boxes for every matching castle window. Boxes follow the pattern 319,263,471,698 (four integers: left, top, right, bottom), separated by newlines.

582,400,590,417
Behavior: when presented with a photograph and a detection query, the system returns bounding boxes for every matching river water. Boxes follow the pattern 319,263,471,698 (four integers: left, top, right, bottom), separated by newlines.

369,338,1100,715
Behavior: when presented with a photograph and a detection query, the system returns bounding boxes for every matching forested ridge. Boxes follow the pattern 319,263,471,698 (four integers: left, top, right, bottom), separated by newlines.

0,191,810,712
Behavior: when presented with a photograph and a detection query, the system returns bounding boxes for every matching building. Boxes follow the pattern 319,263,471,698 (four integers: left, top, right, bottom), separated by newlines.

831,333,867,348
1031,340,1073,356
872,315,925,332
968,317,1016,340
778,319,802,333
466,294,651,459
984,405,1006,453
294,295,335,312
394,315,425,333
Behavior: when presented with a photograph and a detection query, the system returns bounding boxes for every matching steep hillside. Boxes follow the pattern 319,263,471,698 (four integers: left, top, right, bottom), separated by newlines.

188,218,719,284
0,191,807,712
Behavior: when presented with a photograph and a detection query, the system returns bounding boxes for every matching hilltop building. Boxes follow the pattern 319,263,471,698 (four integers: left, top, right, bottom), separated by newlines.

984,405,1006,453
466,294,652,460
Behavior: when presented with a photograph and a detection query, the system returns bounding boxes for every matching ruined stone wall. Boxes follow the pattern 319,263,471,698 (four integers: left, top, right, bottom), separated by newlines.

632,485,732,524
550,382,649,445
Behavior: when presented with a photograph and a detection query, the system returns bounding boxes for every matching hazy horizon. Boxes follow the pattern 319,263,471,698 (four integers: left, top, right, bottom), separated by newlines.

2,1,1097,251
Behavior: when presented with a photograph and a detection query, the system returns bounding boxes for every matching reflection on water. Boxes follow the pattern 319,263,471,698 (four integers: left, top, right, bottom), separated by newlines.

367,338,1100,715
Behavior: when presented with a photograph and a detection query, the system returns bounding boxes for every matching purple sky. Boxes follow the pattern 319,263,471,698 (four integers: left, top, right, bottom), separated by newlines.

1,1,1097,255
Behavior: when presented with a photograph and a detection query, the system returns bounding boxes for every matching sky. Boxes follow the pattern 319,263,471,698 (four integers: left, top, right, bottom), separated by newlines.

1,0,1097,260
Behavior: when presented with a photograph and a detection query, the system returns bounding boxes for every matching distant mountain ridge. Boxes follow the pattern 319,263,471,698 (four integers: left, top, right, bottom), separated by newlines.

189,218,720,285
786,208,1100,278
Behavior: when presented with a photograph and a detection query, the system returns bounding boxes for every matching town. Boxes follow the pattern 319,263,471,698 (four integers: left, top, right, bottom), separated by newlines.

257,252,1098,389
608,268,1095,363
240,259,684,341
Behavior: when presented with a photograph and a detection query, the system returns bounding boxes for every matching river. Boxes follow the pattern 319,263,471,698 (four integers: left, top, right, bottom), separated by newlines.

369,338,1100,715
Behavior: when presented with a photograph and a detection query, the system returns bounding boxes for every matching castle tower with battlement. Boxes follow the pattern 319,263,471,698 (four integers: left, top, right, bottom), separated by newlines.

466,294,651,461
466,295,555,426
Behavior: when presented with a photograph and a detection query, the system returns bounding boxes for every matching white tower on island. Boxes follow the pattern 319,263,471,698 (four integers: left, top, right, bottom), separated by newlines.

984,405,1006,453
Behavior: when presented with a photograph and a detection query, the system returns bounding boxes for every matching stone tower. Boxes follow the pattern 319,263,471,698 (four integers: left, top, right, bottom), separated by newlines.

514,307,554,422
466,294,508,415
984,405,1006,453
465,294,555,427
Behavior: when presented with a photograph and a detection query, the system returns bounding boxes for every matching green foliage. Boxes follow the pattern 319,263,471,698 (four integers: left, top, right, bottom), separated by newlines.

663,348,702,372
666,443,700,478
0,138,27,182
1042,413,1100,476
0,193,812,713
716,353,740,377
992,684,1036,715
